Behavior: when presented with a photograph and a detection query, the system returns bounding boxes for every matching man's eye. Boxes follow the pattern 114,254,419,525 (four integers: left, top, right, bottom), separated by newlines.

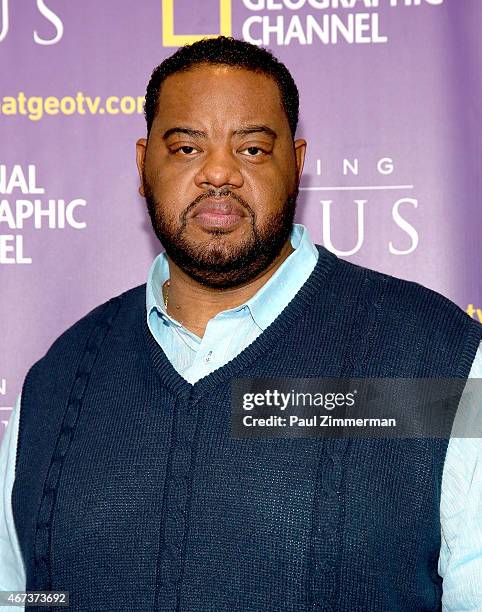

173,146,198,155
242,147,267,157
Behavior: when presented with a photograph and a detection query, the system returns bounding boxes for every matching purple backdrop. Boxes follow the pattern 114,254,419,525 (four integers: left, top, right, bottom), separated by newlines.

1,0,481,441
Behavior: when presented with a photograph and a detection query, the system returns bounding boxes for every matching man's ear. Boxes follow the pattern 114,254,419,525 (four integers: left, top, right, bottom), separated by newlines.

136,138,147,197
293,139,307,187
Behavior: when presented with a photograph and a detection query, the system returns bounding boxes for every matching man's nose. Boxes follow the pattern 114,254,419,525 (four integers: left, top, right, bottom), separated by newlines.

194,147,244,190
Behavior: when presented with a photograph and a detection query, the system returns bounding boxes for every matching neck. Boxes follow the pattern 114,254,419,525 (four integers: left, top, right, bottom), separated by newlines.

164,239,294,338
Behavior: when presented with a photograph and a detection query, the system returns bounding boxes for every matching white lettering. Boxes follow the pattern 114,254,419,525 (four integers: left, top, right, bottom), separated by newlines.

241,16,263,45
0,165,45,195
306,14,329,44
242,0,265,7
284,0,306,8
331,14,354,43
250,13,389,46
389,198,419,255
377,157,394,175
0,235,32,264
369,13,387,43
264,15,285,45
66,199,87,229
343,159,359,176
0,0,8,43
284,15,307,44
16,200,34,228
309,0,330,7
322,199,365,256
0,199,15,226
0,198,87,229
34,198,57,228
34,0,63,46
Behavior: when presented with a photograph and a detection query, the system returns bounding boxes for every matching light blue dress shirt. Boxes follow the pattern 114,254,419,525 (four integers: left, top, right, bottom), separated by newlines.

1,223,481,611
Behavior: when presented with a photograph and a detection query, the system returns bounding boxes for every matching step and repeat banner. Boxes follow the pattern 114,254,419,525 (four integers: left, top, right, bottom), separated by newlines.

0,0,480,440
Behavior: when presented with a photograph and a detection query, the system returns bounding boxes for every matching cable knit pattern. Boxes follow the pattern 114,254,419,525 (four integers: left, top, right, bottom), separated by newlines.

11,245,482,611
31,298,122,594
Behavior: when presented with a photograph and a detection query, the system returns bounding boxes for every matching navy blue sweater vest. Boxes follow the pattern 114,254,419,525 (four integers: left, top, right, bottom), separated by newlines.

13,245,482,611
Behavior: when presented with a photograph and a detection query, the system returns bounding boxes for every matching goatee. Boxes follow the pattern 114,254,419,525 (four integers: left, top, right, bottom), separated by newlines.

144,184,298,289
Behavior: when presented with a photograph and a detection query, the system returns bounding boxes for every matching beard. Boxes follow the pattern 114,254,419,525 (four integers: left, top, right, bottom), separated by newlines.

144,181,298,289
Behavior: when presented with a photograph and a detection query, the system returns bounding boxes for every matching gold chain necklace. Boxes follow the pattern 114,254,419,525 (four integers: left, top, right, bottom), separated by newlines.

162,279,170,309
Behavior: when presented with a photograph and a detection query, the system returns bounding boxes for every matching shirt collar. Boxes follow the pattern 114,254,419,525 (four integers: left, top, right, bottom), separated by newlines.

146,223,318,332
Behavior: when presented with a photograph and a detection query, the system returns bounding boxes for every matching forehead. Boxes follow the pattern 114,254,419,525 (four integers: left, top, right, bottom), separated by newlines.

154,64,287,131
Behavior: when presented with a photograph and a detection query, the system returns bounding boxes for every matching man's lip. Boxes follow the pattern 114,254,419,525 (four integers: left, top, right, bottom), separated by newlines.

191,198,247,218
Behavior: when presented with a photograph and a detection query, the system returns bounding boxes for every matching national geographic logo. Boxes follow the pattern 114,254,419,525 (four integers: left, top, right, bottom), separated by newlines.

162,0,232,47
161,0,445,48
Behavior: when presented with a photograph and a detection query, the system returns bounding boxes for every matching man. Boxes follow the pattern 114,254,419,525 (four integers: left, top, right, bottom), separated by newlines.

1,36,481,611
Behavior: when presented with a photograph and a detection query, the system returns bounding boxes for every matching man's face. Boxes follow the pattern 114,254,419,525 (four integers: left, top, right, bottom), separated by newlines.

136,63,306,289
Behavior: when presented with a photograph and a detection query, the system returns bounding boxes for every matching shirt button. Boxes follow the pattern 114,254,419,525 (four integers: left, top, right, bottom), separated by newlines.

204,351,213,363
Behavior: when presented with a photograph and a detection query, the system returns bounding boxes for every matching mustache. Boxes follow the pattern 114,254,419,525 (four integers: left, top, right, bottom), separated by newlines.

182,187,255,222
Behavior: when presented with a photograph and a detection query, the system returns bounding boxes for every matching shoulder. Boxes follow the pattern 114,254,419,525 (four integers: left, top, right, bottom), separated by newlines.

319,248,482,375
23,283,146,390
328,251,478,330
44,283,146,353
